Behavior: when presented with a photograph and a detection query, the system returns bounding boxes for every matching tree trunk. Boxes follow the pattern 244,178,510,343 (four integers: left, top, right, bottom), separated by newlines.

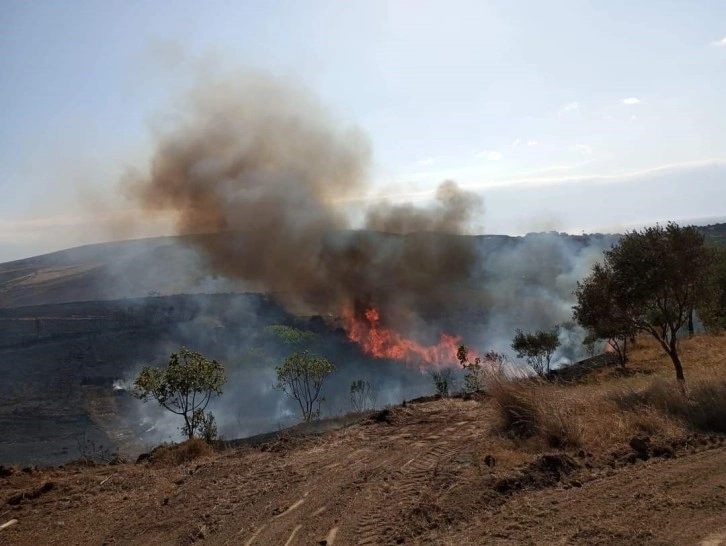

667,345,687,393
688,309,694,336
183,413,194,439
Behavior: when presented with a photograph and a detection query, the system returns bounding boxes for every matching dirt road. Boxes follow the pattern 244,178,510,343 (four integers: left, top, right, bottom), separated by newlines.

2,399,725,545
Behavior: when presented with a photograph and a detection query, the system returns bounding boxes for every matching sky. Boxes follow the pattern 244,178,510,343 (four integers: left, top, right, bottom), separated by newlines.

1,0,725,261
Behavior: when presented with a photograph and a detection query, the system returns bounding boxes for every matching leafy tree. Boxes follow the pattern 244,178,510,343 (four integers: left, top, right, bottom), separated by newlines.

511,328,560,377
574,223,716,387
350,379,375,412
696,246,726,332
275,351,335,422
573,263,636,366
429,368,455,397
134,347,226,440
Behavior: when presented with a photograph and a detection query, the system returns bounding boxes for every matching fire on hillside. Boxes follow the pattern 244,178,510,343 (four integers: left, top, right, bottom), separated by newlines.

342,303,475,369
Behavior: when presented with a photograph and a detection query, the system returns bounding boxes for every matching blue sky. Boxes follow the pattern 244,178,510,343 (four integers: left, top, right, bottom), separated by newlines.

1,0,725,261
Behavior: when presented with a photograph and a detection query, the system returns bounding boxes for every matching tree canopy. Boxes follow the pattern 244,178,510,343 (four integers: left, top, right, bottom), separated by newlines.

511,327,560,377
275,351,335,422
573,263,636,366
574,222,715,386
134,347,226,440
696,246,726,332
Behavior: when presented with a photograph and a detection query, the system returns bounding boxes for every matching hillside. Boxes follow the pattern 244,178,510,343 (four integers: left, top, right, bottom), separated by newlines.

0,234,245,309
0,230,607,309
7,223,726,310
2,334,725,545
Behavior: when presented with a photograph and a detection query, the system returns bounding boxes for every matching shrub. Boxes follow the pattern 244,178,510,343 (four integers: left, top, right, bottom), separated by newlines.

614,378,726,434
488,378,540,438
350,379,375,412
538,403,584,448
429,368,455,397
457,346,511,393
148,438,213,466
488,377,583,448
75,434,124,465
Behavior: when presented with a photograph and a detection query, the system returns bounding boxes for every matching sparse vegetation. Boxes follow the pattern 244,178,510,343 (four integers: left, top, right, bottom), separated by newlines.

266,325,319,346
511,327,560,377
457,345,510,392
133,346,226,440
429,368,455,397
275,350,335,422
614,377,726,434
350,379,375,412
75,434,124,465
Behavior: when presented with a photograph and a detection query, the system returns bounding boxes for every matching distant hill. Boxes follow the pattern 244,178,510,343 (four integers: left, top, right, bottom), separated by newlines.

0,234,246,308
0,231,526,308
701,222,726,248
4,225,723,309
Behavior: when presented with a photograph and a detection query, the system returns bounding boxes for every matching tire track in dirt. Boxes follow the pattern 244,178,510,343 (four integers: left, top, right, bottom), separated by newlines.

353,442,463,545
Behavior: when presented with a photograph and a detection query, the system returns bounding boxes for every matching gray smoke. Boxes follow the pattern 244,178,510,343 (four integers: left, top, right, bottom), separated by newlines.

113,71,617,445
122,72,482,335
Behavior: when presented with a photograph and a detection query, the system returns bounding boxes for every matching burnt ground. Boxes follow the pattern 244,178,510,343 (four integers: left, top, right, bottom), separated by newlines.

1,397,725,546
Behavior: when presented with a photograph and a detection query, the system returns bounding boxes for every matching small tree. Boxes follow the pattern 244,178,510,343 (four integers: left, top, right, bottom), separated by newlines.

457,345,510,392
350,379,375,412
134,347,226,440
275,351,335,422
429,368,455,397
511,328,560,377
574,223,716,387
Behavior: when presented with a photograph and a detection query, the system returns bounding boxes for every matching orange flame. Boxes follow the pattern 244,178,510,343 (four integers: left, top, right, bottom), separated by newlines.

343,306,465,368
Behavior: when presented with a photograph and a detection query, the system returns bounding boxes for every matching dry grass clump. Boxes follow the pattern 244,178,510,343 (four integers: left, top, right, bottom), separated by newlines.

487,377,583,449
614,377,726,434
149,438,214,466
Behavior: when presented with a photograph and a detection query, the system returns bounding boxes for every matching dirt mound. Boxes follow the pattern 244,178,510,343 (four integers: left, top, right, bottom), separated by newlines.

495,453,580,494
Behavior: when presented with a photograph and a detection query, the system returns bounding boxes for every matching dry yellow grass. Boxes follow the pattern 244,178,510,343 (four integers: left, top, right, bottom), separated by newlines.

484,332,726,458
147,437,214,466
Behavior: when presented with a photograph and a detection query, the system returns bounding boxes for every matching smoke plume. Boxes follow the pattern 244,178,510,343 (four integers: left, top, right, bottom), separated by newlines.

123,72,482,333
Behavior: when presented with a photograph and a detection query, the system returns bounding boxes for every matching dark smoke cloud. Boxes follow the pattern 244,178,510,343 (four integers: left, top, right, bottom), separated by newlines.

123,72,482,332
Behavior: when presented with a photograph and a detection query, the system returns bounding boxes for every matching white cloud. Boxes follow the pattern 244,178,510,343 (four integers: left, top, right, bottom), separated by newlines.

511,138,522,148
476,150,502,161
560,101,580,113
383,157,726,194
621,97,641,106
527,140,538,146
712,37,726,47
414,157,435,167
573,144,593,155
